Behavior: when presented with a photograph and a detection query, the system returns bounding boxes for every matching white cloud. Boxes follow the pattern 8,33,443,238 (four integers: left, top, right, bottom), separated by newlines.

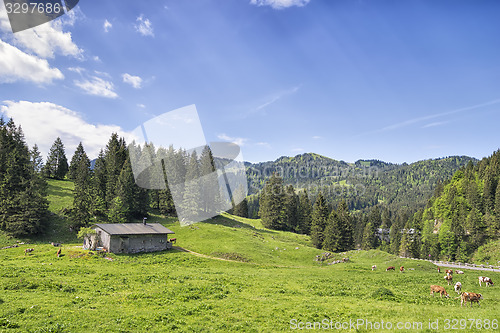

68,66,84,74
74,76,118,98
422,121,449,128
93,55,101,62
250,0,311,9
312,135,321,139
218,133,248,147
135,15,154,37
103,19,112,32
0,5,82,59
256,86,300,111
0,39,64,84
0,100,136,159
122,73,143,89
137,103,146,108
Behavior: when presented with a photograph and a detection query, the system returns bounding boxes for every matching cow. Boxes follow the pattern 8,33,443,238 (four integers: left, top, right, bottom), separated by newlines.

386,266,395,271
24,248,34,255
56,248,61,257
445,269,453,276
437,267,441,273
400,266,405,273
430,285,449,298
51,242,61,247
460,292,483,307
371,265,377,271
456,270,464,274
444,274,453,285
169,238,177,244
479,276,494,287
454,282,462,294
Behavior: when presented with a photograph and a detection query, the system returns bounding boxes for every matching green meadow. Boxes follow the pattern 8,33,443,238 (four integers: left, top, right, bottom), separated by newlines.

0,180,499,332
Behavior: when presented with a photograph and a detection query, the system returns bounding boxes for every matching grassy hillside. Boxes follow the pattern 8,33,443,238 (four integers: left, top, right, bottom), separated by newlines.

1,178,499,331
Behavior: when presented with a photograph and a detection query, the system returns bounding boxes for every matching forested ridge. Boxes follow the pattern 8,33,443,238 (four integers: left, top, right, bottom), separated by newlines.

1,116,498,262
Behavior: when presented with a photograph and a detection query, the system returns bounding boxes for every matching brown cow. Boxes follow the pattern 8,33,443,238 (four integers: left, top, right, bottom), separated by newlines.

169,238,177,244
460,292,483,307
445,269,453,276
24,248,34,255
386,266,395,271
56,248,61,257
478,276,494,287
437,267,441,273
400,266,405,273
444,274,453,285
430,285,449,298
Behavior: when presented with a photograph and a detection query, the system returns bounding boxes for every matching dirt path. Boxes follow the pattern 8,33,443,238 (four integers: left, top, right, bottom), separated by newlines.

172,246,250,264
403,257,500,273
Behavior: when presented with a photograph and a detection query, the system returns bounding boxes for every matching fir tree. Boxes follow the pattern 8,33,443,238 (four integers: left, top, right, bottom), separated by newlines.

337,200,354,251
296,190,312,234
283,185,298,231
104,134,127,207
322,209,342,252
30,144,44,173
310,192,329,249
91,150,107,216
72,149,93,228
68,142,86,180
199,145,220,215
108,197,127,223
43,137,69,179
361,222,376,250
258,173,285,230
182,150,202,222
233,198,248,218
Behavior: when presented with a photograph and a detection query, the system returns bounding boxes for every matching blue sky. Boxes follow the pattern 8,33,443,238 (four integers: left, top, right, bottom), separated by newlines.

1,0,499,164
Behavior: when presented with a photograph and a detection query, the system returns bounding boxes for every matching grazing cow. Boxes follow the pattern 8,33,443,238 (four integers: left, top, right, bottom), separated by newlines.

444,274,453,285
51,242,61,247
437,267,441,273
456,270,464,274
430,285,449,298
454,282,462,294
386,266,395,271
169,238,177,244
445,269,453,276
24,248,34,255
56,248,61,257
371,265,377,271
460,292,483,307
400,266,405,273
478,276,494,287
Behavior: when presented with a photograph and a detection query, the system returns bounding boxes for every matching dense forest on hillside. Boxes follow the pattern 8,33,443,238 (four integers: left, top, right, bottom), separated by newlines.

246,153,476,217
1,116,498,262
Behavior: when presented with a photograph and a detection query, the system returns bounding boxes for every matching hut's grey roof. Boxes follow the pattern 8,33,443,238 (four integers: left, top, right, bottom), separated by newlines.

93,223,175,235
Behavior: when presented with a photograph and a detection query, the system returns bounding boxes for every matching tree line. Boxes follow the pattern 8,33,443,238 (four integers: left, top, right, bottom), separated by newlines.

258,173,354,252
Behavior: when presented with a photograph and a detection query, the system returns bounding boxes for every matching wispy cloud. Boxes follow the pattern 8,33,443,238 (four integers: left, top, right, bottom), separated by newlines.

422,121,449,128
312,135,321,139
218,133,248,147
103,19,112,32
250,0,311,9
256,85,300,111
74,76,118,99
122,73,143,89
135,15,154,37
358,98,500,137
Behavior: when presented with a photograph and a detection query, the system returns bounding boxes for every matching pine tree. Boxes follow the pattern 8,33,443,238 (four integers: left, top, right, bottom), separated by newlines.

258,173,285,230
108,197,127,223
233,198,248,218
337,200,353,251
0,119,48,236
104,134,127,207
43,137,69,179
361,222,376,250
68,142,86,180
182,150,202,222
283,185,298,231
199,145,221,215
91,150,107,217
483,168,497,213
296,190,312,234
30,144,44,173
72,148,93,228
322,209,342,252
116,159,135,218
310,192,329,249
495,182,500,233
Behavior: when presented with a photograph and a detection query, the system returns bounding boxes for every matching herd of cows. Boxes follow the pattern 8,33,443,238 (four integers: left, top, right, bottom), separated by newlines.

373,265,494,307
